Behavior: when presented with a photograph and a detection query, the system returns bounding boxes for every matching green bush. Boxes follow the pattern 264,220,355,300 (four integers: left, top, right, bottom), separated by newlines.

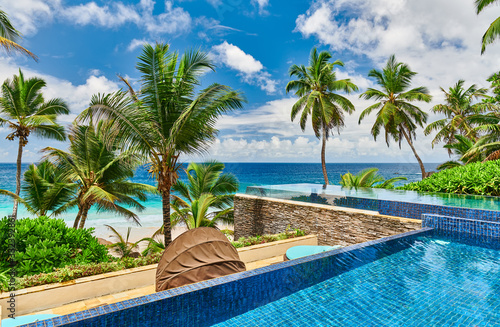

398,160,500,195
4,253,162,291
0,216,110,277
231,228,307,248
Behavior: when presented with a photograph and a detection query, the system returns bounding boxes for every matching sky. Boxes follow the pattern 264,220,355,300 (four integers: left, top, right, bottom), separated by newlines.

0,0,500,164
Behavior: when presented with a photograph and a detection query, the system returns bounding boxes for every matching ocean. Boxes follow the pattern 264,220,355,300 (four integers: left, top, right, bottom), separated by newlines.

0,162,438,228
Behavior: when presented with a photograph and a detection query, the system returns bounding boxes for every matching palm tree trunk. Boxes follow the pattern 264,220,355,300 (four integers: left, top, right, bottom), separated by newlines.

73,207,82,228
401,129,427,179
12,139,23,219
162,189,172,246
78,204,90,229
321,128,329,186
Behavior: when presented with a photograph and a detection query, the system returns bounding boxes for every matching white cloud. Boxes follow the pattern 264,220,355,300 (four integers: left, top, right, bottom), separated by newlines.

211,41,278,93
0,0,191,36
252,0,270,15
127,38,152,52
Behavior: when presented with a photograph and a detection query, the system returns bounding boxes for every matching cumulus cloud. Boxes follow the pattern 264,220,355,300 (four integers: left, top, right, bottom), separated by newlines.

252,0,270,15
127,38,152,52
1,0,192,36
211,41,278,93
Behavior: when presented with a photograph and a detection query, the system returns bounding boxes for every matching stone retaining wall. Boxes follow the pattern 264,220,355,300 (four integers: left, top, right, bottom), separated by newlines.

234,194,422,246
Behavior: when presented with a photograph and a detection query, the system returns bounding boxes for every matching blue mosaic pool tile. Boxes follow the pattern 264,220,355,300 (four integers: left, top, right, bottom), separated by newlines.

378,199,500,221
423,213,500,239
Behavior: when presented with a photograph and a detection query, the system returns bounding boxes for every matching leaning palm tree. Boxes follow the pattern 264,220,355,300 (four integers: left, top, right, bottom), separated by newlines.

0,69,69,218
424,80,489,154
359,55,432,179
170,161,239,229
286,47,358,186
0,8,37,60
0,160,75,217
78,43,245,244
476,0,500,54
43,121,157,229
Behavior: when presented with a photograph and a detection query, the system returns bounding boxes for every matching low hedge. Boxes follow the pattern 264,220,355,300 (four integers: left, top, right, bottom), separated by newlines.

399,160,500,196
231,228,306,248
1,253,162,291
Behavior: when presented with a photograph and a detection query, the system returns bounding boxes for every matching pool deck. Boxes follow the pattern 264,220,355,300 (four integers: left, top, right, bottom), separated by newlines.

26,255,283,317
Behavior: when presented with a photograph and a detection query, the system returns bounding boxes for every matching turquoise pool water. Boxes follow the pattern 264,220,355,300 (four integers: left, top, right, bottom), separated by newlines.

246,183,500,212
214,232,500,326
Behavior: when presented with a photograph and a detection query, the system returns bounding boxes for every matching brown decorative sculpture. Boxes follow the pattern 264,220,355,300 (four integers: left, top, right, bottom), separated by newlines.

155,227,246,291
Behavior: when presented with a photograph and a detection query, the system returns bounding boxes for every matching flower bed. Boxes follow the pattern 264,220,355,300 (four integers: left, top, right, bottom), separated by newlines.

231,228,306,248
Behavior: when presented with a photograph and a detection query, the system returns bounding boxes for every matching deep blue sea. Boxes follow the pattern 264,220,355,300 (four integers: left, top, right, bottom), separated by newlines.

0,162,438,228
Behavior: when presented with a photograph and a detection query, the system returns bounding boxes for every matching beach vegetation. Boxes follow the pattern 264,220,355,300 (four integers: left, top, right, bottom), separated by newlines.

0,216,110,277
78,43,245,245
286,47,358,186
0,70,69,218
231,227,307,248
339,168,407,189
399,159,500,195
424,80,489,153
0,8,37,60
105,225,141,258
359,55,432,179
43,121,157,229
170,161,239,229
476,0,500,53
0,160,75,216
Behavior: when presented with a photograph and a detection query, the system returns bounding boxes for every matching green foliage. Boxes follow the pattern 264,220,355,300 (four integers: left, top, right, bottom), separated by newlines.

399,160,500,195
475,0,500,53
0,9,37,60
105,225,141,258
339,168,407,189
171,161,239,229
483,72,500,104
0,216,110,277
2,253,162,291
231,228,307,248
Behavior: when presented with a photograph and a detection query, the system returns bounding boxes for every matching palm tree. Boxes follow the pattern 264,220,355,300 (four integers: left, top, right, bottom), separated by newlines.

105,225,141,258
0,160,75,216
286,48,358,186
424,80,489,154
170,161,239,229
78,43,245,244
436,135,479,170
359,55,432,179
0,8,37,61
0,69,69,218
339,168,407,189
43,121,157,229
476,0,500,54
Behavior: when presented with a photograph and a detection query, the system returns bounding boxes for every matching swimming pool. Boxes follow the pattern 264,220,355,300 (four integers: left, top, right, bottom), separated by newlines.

23,215,500,327
246,183,500,220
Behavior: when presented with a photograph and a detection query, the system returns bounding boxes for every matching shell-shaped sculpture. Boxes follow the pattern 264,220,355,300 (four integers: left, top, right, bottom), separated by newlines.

155,227,246,291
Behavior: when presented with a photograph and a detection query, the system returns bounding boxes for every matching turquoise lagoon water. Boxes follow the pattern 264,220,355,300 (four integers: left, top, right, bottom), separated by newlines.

0,162,437,227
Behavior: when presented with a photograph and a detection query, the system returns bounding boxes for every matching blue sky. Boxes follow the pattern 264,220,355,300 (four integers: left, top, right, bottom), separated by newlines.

1,0,500,164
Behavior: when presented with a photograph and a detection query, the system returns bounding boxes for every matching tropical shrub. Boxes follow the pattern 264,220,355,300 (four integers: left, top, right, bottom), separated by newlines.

339,168,407,189
231,228,307,248
0,216,110,277
2,253,162,291
399,160,500,195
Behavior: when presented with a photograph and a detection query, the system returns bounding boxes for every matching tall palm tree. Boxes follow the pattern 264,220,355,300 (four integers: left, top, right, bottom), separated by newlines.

0,8,37,61
171,161,239,229
0,160,76,217
43,121,157,229
476,0,500,54
0,69,69,218
437,135,479,170
78,43,245,244
424,80,489,154
286,47,358,186
359,55,432,179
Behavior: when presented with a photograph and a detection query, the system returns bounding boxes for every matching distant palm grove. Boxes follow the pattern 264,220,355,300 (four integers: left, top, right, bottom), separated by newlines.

3,5,500,242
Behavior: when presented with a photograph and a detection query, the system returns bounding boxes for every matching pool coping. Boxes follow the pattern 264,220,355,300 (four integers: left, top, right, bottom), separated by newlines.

21,227,433,327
